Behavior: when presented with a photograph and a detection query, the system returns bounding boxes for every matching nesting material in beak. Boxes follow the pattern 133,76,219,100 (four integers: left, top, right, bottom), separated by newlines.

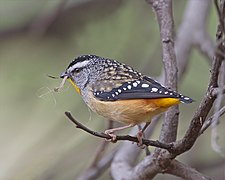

54,76,68,92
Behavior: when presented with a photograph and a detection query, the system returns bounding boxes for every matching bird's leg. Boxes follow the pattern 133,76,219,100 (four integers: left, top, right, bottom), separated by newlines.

137,122,151,146
105,124,135,142
137,125,145,149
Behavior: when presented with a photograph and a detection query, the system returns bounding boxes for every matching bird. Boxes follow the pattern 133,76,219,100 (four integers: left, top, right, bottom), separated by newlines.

58,55,193,144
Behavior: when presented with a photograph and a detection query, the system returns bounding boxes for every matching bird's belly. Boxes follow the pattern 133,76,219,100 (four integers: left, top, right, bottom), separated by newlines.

88,98,173,125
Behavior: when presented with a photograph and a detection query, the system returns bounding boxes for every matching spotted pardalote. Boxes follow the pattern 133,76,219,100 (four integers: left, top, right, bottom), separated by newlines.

58,55,193,143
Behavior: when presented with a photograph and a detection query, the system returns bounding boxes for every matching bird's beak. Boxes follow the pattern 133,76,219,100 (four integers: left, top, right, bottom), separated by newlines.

59,71,81,94
60,71,68,78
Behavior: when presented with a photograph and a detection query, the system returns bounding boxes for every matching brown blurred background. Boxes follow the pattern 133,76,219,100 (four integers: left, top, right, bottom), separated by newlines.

0,0,224,179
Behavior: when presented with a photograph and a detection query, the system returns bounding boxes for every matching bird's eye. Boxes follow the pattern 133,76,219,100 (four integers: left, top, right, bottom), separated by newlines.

74,68,81,73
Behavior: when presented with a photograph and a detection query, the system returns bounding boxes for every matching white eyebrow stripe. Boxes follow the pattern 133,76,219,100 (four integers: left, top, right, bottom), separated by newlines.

67,60,89,72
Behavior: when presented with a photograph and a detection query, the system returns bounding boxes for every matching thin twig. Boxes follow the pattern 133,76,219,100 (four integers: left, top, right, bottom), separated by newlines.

65,112,175,153
199,105,225,135
214,0,225,36
211,60,225,157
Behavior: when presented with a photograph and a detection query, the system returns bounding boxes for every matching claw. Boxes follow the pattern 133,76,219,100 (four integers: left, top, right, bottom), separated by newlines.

136,130,147,149
105,130,117,143
137,130,144,146
137,143,146,149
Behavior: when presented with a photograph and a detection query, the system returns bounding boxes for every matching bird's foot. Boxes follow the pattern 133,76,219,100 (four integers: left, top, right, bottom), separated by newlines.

136,130,146,149
105,130,117,143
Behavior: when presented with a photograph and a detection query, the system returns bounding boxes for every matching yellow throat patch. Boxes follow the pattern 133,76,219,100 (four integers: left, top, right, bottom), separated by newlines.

69,78,81,94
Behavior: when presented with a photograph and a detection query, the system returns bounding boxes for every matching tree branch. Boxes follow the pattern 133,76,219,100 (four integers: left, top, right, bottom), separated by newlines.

199,105,225,135
211,59,225,157
150,0,179,144
65,112,174,152
110,1,179,179
67,1,223,179
111,127,146,180
146,0,179,147
214,0,225,36
110,0,217,179
172,7,224,155
111,115,162,179
211,86,225,96
166,160,211,180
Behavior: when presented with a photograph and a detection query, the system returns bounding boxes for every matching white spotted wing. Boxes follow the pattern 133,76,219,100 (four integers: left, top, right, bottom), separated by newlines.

93,76,193,103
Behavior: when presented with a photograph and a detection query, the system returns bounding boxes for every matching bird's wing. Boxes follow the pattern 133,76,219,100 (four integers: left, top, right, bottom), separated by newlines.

93,76,193,103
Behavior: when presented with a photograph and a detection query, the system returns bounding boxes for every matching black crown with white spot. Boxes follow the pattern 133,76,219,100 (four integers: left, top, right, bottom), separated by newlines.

67,55,99,69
